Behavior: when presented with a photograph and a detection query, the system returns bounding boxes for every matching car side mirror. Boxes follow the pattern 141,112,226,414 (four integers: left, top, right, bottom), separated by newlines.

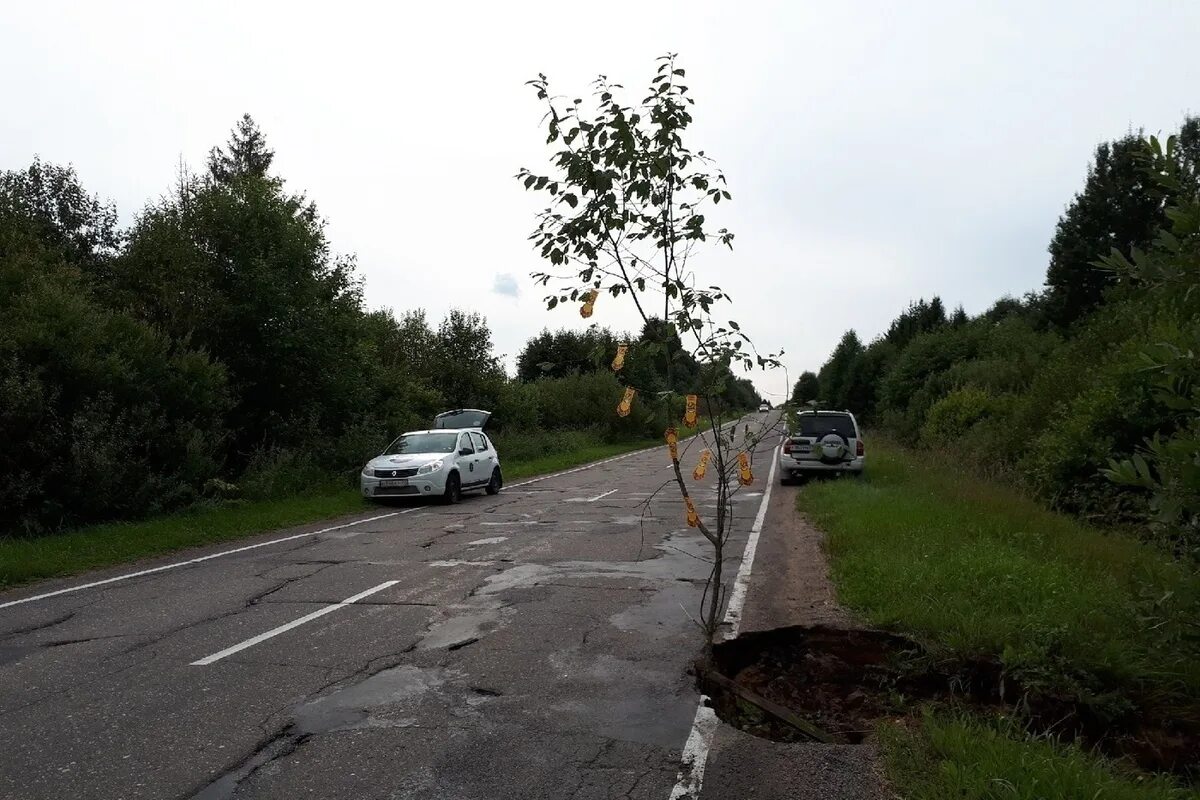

459,448,473,456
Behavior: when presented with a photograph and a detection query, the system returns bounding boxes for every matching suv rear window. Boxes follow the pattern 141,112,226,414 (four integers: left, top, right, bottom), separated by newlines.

797,414,857,439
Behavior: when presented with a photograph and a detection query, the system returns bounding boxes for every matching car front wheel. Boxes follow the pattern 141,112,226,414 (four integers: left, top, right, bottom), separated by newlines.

442,472,462,504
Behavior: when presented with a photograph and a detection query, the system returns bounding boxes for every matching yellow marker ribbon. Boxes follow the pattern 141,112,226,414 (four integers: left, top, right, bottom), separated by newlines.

683,394,698,427
737,451,754,486
611,343,628,371
692,449,711,481
665,426,679,462
580,289,598,319
616,386,636,418
685,496,699,528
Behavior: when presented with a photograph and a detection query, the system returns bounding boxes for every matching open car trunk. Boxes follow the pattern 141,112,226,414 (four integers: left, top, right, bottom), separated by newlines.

433,409,491,430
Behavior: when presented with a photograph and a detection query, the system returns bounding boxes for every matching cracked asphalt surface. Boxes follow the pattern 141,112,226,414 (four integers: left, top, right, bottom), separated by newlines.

0,421,783,800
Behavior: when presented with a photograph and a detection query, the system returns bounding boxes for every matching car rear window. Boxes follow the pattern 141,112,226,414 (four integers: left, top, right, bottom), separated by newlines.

797,414,857,439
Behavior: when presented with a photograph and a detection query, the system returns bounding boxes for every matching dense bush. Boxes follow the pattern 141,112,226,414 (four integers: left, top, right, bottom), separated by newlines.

0,234,229,532
920,386,995,443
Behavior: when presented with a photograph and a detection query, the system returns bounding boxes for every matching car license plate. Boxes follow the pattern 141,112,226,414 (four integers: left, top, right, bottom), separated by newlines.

379,479,408,487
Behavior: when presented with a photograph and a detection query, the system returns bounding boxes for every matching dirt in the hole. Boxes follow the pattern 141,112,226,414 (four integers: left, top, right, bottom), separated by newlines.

701,625,1199,780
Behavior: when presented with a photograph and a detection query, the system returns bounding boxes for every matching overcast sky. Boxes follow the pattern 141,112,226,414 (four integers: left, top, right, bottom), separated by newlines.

4,1,1197,399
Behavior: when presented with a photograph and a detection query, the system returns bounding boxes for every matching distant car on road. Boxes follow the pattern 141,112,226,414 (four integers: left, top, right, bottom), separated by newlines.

779,410,863,483
759,402,770,412
361,409,501,504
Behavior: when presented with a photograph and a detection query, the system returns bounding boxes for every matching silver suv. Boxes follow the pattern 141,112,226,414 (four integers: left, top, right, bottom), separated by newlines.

779,410,864,483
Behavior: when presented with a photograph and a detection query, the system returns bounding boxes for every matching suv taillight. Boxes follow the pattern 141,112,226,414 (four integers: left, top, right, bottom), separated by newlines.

856,440,864,456
782,442,793,454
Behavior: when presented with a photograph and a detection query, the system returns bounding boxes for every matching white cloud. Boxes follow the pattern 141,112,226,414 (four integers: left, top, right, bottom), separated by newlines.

492,273,519,298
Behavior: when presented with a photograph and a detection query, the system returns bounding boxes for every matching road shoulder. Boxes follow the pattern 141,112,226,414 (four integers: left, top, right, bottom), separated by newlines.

699,480,889,800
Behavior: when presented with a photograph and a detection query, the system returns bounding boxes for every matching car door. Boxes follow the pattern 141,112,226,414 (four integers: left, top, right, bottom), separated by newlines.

471,432,494,478
456,432,482,485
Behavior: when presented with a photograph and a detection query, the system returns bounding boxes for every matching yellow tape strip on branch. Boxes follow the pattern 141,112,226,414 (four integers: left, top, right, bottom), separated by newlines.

616,386,636,418
692,449,711,481
685,496,699,528
580,289,598,319
737,451,754,486
665,426,678,462
683,394,698,427
611,343,628,371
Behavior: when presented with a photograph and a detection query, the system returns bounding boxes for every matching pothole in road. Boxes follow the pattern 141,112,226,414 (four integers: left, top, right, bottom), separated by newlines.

702,625,952,744
702,625,1200,779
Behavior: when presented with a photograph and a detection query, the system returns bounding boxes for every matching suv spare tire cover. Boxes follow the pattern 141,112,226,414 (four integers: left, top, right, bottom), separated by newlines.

818,432,849,463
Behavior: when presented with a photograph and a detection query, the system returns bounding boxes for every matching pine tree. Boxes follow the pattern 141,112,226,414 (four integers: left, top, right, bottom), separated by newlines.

207,114,274,183
792,371,820,405
1043,134,1162,330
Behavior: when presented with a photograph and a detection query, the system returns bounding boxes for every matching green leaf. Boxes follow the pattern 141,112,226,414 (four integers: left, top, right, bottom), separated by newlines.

564,194,578,208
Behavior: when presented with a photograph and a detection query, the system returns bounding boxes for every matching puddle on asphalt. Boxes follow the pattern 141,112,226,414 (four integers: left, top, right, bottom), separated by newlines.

466,536,508,546
547,652,697,748
608,578,699,634
293,665,447,736
609,515,658,526
472,529,712,597
417,606,511,651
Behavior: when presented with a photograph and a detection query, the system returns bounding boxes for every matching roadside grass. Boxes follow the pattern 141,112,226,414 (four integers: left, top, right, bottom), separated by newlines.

0,491,365,590
0,433,685,590
797,437,1200,795
879,712,1199,800
798,438,1200,704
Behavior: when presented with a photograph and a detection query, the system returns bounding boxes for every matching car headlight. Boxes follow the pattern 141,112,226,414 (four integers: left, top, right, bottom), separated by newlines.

416,460,444,475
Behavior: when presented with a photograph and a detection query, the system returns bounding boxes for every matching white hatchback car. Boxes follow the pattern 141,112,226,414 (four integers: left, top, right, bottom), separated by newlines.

361,409,501,504
779,410,864,483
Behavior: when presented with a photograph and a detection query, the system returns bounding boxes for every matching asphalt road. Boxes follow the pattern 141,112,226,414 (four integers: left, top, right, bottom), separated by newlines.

0,418,784,800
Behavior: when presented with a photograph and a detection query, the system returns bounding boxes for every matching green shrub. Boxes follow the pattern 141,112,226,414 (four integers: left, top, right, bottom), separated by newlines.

238,447,345,500
0,248,229,533
880,712,1198,800
526,371,659,440
920,386,995,443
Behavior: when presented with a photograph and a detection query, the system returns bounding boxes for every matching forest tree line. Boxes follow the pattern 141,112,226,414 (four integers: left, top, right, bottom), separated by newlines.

0,115,758,534
796,118,1200,555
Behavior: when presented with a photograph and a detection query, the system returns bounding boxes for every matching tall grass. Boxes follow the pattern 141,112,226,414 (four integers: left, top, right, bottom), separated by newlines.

799,438,1200,797
879,712,1198,800
799,439,1200,705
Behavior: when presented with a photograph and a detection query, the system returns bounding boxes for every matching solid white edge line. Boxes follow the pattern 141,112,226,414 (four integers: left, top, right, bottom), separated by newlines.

667,440,780,800
191,579,400,666
721,444,780,639
668,705,720,800
0,511,410,611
